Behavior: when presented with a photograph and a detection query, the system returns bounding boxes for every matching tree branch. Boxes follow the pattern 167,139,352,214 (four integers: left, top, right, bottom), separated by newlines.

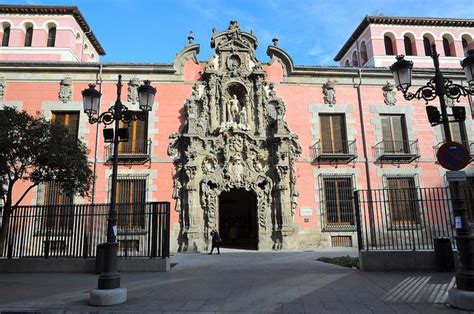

12,183,38,209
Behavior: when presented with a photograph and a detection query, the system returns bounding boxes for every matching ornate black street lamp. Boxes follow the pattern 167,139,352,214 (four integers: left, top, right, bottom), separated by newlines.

82,75,156,306
391,47,474,310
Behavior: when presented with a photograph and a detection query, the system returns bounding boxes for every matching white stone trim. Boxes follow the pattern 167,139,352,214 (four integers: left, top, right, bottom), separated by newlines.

0,101,22,109
308,103,357,145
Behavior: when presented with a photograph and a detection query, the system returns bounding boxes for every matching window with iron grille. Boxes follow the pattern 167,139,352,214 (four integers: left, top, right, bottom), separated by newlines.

319,114,348,154
118,113,148,155
116,176,147,230
38,112,79,232
320,175,355,230
41,181,74,232
380,114,409,153
385,176,420,225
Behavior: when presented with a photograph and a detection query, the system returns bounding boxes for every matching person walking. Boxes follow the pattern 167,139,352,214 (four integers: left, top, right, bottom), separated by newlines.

209,228,221,255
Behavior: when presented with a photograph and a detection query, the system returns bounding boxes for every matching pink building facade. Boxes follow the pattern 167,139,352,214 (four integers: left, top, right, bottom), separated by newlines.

0,6,473,252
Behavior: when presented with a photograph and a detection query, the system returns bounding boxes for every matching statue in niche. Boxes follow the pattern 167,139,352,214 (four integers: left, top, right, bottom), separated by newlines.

227,94,240,122
323,80,336,106
238,105,247,126
58,76,73,103
172,179,182,212
382,82,397,106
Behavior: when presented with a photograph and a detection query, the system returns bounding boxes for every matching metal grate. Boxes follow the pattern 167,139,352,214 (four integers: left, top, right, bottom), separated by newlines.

331,236,352,247
319,174,356,231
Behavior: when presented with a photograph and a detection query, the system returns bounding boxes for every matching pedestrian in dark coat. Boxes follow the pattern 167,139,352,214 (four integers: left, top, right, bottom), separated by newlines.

209,228,221,254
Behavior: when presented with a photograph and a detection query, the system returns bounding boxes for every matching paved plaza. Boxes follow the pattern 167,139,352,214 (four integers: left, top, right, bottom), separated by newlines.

0,249,468,313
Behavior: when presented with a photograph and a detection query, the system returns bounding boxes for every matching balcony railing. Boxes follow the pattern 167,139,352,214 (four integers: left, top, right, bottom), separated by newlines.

311,139,357,164
433,141,473,162
105,138,152,164
374,139,420,164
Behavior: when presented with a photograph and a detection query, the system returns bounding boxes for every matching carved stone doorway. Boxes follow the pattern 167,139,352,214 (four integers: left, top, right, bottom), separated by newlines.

218,188,258,250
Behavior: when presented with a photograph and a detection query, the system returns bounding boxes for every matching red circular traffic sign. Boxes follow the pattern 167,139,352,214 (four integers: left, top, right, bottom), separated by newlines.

436,141,470,171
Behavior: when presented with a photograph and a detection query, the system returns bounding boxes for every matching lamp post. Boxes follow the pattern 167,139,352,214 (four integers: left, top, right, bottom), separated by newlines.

82,75,156,306
390,47,474,310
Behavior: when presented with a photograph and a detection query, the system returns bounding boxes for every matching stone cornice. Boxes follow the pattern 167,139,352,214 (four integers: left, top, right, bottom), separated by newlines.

0,4,106,56
334,15,474,61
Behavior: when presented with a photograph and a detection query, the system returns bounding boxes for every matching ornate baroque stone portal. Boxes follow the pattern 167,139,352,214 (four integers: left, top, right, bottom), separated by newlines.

168,21,301,251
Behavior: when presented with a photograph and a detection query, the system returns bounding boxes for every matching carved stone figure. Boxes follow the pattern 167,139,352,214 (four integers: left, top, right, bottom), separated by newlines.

238,105,247,126
128,77,140,104
228,94,240,122
323,80,336,106
382,82,397,106
0,76,5,100
168,21,301,252
58,76,73,103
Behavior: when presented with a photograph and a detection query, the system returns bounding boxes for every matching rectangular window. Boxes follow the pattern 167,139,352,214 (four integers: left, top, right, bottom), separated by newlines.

40,112,79,231
52,111,80,139
118,114,148,155
442,121,468,145
381,114,409,153
319,114,347,154
322,176,355,229
116,177,147,230
41,181,74,232
386,177,420,225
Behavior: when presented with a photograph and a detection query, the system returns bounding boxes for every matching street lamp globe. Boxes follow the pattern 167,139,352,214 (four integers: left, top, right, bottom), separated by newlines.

81,83,102,116
390,55,414,92
138,80,157,112
461,49,474,85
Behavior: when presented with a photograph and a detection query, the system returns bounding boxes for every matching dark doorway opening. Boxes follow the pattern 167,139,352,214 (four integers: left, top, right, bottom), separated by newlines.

218,188,257,250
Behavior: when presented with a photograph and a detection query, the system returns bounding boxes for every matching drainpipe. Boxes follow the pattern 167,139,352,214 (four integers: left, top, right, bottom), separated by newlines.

353,68,376,246
90,63,103,205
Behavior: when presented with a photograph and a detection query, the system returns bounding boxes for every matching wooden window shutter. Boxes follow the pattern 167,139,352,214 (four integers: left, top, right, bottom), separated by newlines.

52,112,79,139
119,113,148,154
443,122,468,144
320,114,346,153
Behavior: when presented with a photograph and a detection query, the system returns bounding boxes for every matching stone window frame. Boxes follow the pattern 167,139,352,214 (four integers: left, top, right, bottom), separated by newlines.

309,103,357,160
369,104,417,161
381,173,423,228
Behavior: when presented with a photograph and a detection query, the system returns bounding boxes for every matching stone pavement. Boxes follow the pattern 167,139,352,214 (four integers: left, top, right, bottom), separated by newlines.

0,248,468,313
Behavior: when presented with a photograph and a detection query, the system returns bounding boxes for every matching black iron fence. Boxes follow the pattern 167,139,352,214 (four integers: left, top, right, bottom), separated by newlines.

355,187,474,251
3,202,170,259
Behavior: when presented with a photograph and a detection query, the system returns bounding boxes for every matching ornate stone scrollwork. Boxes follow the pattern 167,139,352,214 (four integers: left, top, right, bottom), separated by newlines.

58,76,73,103
382,81,397,106
323,80,336,106
127,77,140,104
169,21,301,251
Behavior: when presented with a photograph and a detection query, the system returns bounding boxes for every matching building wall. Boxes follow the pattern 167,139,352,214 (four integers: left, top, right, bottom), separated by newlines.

1,14,100,62
1,55,472,251
339,24,474,68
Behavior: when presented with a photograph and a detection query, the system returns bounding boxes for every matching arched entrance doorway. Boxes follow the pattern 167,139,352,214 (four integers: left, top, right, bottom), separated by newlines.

218,189,258,250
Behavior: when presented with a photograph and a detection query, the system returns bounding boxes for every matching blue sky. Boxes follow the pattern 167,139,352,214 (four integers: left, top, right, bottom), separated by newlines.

7,0,474,65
